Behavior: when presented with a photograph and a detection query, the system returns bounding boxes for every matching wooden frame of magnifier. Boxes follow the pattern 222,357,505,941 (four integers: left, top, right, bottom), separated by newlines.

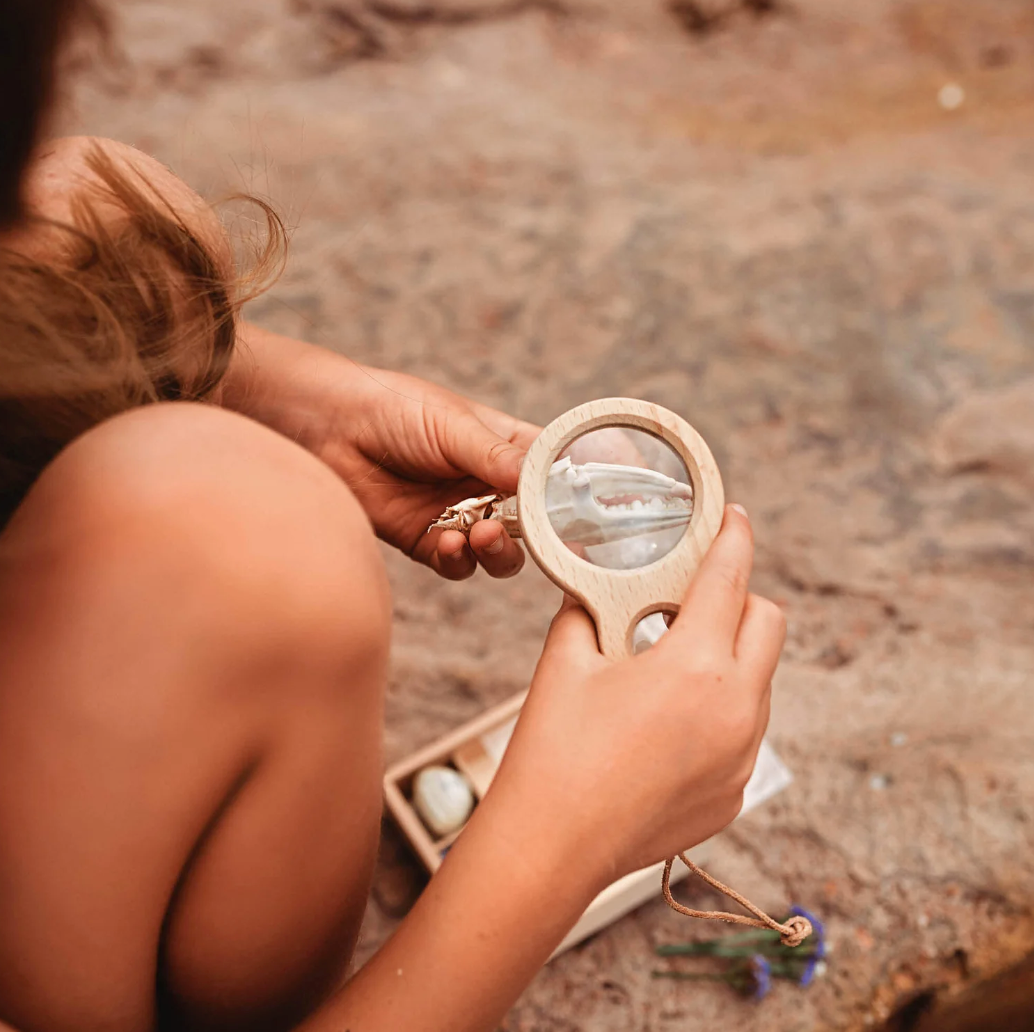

517,398,725,658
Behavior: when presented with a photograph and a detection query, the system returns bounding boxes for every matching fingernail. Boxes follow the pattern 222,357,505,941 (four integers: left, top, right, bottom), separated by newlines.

730,503,748,519
484,535,505,555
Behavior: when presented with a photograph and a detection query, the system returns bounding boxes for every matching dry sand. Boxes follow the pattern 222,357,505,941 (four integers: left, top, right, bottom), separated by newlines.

64,1,1034,1027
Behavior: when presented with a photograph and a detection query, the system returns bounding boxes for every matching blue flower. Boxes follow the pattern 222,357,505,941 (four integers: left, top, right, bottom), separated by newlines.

726,954,772,1001
748,955,772,1001
797,954,820,987
653,906,826,995
789,905,826,960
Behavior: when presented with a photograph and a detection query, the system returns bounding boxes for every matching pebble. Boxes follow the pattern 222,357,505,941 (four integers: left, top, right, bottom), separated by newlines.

939,83,965,111
412,765,475,837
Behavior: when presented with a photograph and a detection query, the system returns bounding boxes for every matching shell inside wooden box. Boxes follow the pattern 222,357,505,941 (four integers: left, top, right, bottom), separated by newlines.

383,691,795,957
383,693,525,873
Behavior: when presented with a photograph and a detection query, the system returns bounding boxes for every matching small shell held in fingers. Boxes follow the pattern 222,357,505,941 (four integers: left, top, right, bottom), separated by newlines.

430,493,521,538
412,765,475,837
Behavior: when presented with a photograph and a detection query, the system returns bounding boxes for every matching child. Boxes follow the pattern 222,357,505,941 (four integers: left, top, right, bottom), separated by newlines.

0,7,785,1031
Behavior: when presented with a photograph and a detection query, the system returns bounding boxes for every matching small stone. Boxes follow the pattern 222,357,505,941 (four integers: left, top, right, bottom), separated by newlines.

412,765,475,837
869,773,891,791
932,380,1034,487
890,732,908,748
938,83,965,111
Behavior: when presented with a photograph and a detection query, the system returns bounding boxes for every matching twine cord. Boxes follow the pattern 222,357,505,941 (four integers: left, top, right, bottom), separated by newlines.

662,852,813,948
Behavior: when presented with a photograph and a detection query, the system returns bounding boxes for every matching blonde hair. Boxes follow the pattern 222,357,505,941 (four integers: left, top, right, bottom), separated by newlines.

0,141,286,525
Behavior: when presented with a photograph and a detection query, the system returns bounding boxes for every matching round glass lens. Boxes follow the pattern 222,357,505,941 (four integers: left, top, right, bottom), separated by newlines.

546,427,693,570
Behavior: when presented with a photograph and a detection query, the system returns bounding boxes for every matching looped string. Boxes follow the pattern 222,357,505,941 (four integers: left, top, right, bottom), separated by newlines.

662,852,813,948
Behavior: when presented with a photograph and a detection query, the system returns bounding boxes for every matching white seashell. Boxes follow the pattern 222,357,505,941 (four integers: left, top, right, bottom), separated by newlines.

412,765,474,837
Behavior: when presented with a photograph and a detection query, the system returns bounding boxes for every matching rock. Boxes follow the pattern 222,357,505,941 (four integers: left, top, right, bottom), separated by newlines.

932,381,1034,488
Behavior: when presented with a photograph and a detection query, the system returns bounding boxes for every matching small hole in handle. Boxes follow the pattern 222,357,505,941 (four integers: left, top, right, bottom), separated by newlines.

632,611,677,654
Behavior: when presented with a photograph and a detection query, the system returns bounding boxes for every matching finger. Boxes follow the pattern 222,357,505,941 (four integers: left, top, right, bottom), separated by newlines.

741,681,773,788
468,520,526,579
725,688,772,823
430,529,478,581
735,594,787,686
538,596,603,667
442,411,527,495
752,682,772,755
468,402,542,453
670,504,754,649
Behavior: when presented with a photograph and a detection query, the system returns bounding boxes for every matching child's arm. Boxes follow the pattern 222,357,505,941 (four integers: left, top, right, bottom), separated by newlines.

302,788,600,1032
224,322,537,580
300,507,782,1032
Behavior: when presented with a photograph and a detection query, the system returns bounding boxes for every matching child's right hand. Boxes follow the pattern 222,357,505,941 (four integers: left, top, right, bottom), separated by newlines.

308,507,783,1032
489,505,784,892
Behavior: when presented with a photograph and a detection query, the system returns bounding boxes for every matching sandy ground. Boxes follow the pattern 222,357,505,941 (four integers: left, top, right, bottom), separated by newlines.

63,1,1034,1028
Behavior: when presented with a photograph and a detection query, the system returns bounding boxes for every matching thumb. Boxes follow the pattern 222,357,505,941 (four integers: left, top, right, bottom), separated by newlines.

446,411,526,493
536,596,603,673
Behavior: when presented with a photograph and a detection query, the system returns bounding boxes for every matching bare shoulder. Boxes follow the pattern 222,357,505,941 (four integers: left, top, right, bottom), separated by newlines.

0,403,390,676
0,407,390,1032
4,401,376,552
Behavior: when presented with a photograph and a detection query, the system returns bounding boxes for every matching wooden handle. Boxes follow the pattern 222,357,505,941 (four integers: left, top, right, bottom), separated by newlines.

594,608,639,661
517,399,725,659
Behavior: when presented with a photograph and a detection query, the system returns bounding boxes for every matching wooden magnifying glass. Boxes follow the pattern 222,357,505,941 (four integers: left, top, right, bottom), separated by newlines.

516,398,725,658
428,398,813,947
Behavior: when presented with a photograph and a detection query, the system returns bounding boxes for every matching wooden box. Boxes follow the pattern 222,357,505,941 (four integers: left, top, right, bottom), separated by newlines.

384,691,793,957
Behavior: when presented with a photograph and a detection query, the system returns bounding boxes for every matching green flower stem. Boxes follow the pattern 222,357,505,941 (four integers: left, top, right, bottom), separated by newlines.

657,942,779,959
768,962,809,979
657,935,819,962
656,931,783,957
651,970,732,983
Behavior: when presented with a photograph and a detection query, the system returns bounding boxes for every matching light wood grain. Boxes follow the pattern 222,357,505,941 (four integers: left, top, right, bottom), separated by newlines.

452,737,500,799
517,399,725,659
383,692,527,871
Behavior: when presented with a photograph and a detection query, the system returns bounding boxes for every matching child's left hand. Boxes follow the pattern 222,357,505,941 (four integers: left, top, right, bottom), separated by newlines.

228,325,540,579
321,364,539,580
